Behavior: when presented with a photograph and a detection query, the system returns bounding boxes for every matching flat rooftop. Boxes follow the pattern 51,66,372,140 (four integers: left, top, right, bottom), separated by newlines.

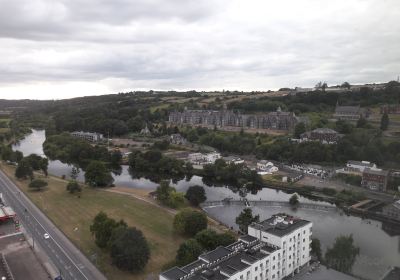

250,214,311,237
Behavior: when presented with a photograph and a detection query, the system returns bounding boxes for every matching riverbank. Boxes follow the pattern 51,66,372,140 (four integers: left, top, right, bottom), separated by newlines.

0,162,185,280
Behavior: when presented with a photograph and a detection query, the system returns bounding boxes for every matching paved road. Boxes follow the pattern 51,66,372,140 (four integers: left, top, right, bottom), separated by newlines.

0,170,107,280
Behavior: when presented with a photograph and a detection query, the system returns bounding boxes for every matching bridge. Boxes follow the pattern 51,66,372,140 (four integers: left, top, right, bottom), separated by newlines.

201,199,337,211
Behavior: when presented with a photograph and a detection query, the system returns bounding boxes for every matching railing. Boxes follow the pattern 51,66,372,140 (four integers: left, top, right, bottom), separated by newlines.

201,200,337,211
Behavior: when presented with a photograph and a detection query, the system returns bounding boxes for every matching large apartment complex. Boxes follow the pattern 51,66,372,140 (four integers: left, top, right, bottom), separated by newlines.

160,214,312,280
70,131,104,142
168,107,299,131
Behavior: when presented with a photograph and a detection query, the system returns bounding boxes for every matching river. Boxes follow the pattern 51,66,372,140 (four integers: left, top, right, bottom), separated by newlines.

12,129,400,280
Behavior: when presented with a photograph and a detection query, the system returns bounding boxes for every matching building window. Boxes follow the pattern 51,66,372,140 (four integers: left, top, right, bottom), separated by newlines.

273,256,275,260
255,267,258,271
303,238,305,242
273,265,275,269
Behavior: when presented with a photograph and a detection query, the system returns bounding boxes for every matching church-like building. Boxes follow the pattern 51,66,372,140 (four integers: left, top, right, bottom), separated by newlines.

168,106,300,130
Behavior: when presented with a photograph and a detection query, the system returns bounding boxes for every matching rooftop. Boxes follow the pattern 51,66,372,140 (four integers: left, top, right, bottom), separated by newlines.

380,266,400,280
347,160,375,167
250,214,311,237
363,167,389,176
335,105,360,113
311,128,338,134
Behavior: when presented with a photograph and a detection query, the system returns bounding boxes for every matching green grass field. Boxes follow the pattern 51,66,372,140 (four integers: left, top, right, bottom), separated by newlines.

0,163,184,280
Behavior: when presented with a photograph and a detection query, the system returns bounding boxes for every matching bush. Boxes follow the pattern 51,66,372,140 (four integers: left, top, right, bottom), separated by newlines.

173,209,208,236
175,239,203,266
28,179,48,191
322,187,337,196
66,181,82,194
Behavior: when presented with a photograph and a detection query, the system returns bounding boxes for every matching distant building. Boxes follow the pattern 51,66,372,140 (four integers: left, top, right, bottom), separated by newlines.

223,156,245,165
188,152,221,165
169,106,300,131
345,160,378,174
257,160,279,174
382,200,400,221
334,103,362,121
381,104,400,114
361,168,389,191
160,213,312,280
169,133,187,145
70,131,103,142
300,128,342,144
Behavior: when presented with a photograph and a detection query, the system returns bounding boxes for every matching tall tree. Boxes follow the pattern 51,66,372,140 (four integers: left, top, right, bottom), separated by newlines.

294,122,306,138
28,179,48,191
380,112,389,130
325,235,360,273
235,208,259,233
175,239,203,266
15,158,33,180
311,238,322,261
173,209,208,237
110,227,150,272
84,161,114,187
185,185,207,206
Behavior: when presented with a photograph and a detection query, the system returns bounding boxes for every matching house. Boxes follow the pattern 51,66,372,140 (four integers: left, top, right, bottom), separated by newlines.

70,131,103,142
381,104,400,114
333,103,362,121
160,213,312,280
223,156,245,165
361,168,389,191
257,160,279,174
169,133,187,145
382,200,400,221
345,160,378,174
300,128,342,144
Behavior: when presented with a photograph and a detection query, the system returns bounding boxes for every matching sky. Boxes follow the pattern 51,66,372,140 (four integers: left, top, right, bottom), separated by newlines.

0,0,399,100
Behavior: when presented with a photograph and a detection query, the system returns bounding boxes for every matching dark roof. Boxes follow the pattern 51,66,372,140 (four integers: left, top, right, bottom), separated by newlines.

181,259,207,273
160,267,187,280
347,160,375,167
260,243,279,253
200,246,232,263
335,105,360,113
250,215,311,237
381,266,400,280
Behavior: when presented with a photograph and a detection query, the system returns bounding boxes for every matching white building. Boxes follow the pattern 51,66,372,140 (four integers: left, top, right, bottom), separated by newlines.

188,152,221,165
257,160,279,175
70,131,103,142
223,156,245,165
345,160,378,174
160,214,312,280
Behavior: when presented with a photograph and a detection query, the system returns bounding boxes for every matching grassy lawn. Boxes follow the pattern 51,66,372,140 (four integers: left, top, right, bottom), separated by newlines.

0,163,184,280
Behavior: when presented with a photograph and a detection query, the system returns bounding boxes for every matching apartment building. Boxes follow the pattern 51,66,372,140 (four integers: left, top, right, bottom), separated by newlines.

70,131,103,142
160,214,312,280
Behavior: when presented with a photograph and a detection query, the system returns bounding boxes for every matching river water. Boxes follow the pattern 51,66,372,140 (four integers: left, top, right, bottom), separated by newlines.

12,130,400,280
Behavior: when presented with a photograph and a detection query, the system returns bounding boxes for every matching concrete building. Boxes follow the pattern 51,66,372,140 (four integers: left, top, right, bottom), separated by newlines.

223,156,245,165
380,104,400,114
345,160,378,174
333,103,362,121
160,213,312,280
361,168,389,191
188,152,221,165
70,131,103,142
300,128,342,144
382,200,400,221
170,133,187,145
169,107,300,131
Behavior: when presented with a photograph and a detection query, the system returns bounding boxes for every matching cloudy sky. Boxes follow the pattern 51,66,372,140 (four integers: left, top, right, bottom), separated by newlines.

0,0,399,100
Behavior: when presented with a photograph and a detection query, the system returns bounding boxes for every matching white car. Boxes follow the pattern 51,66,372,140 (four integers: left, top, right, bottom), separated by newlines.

43,233,50,239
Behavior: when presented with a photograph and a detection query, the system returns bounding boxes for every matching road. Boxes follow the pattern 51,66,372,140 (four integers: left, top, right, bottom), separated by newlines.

0,170,107,280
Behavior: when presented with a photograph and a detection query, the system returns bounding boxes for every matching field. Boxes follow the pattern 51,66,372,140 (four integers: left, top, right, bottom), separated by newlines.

0,163,184,280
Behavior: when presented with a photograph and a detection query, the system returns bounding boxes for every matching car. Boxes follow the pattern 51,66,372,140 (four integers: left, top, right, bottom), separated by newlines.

43,233,50,239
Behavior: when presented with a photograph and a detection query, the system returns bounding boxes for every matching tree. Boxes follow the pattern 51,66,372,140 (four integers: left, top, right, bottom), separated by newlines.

70,165,80,180
66,181,82,194
90,211,127,248
84,161,114,187
109,227,150,272
39,157,49,176
194,229,236,251
325,235,360,273
28,179,48,191
173,209,208,236
235,208,259,233
294,122,306,138
311,238,322,261
185,185,207,206
341,82,351,89
356,117,367,128
15,158,33,180
175,239,203,266
289,194,299,205
380,112,389,130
